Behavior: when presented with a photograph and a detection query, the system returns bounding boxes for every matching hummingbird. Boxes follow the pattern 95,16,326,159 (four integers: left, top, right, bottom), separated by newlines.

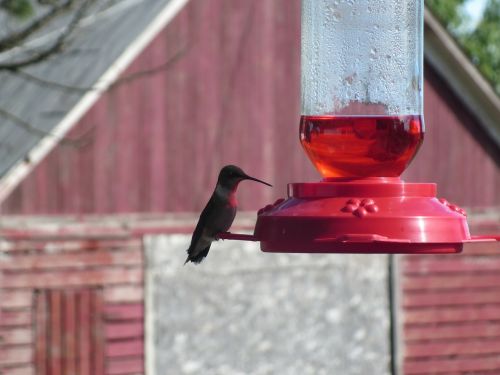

184,165,272,265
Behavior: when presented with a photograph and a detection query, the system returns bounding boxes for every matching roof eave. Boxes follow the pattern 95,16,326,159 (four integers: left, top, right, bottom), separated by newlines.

424,7,500,150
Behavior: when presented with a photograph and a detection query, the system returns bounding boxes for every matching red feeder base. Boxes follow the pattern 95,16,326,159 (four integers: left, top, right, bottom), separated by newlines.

253,178,471,254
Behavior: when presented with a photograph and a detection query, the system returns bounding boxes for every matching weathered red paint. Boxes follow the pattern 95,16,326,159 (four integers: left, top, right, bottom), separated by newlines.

0,234,145,375
403,257,500,274
404,356,500,374
407,339,500,358
0,238,141,252
78,289,91,375
91,289,105,375
0,346,32,366
49,290,62,375
35,291,47,375
1,365,35,375
0,249,141,271
405,305,500,324
406,322,500,341
0,0,497,215
1,269,143,289
62,290,77,375
0,311,32,327
105,322,143,340
107,357,144,375
404,289,500,307
0,328,32,346
106,339,144,358
403,272,500,291
0,290,32,309
103,304,144,322
32,289,107,375
401,220,500,374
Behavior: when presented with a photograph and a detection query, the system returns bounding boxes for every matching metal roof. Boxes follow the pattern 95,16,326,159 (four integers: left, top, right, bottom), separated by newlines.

0,0,189,201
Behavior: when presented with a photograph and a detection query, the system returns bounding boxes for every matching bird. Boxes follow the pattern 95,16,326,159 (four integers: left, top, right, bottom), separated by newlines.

184,165,272,265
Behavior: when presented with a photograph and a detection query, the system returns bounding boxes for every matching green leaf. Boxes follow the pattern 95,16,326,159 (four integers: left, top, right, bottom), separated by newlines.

426,0,500,96
1,0,34,19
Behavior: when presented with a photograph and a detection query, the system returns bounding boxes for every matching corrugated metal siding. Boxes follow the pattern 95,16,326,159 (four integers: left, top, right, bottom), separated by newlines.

0,0,498,215
403,66,500,207
401,221,500,375
0,236,144,375
34,288,105,375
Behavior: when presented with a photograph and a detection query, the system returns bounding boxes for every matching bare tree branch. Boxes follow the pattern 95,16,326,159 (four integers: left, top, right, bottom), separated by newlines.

0,43,190,150
0,105,92,147
0,0,76,53
0,0,94,71
10,44,190,93
0,1,191,152
110,44,190,89
13,68,92,92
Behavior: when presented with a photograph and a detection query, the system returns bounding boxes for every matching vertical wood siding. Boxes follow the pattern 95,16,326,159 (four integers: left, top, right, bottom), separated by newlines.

0,236,144,375
0,0,498,214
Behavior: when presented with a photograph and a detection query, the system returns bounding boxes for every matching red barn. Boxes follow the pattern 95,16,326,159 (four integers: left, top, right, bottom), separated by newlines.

0,1,498,374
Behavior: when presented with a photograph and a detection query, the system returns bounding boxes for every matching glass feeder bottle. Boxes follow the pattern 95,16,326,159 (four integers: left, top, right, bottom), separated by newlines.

300,0,425,178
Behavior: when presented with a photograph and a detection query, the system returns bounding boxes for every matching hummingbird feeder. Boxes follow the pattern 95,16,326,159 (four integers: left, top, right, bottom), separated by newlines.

221,0,498,254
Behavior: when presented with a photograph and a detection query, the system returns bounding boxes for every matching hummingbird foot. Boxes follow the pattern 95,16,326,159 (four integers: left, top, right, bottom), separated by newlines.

214,231,229,241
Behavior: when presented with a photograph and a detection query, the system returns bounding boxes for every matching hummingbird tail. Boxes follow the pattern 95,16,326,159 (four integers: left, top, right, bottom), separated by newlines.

184,245,211,265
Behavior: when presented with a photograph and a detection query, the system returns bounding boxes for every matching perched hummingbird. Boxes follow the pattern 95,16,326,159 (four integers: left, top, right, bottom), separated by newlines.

184,165,272,265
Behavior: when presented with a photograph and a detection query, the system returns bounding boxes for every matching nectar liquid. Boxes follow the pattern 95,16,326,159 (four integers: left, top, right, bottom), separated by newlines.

300,115,424,177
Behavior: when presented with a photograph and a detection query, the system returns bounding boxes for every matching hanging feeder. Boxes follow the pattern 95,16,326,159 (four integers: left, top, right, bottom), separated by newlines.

220,0,499,254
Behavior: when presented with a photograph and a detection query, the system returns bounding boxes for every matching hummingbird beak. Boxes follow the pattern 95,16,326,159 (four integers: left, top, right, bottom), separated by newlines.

242,174,272,187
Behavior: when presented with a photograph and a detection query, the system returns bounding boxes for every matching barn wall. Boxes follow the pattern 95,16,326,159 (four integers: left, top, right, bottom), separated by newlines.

1,0,498,215
0,234,144,375
403,66,500,207
398,217,500,375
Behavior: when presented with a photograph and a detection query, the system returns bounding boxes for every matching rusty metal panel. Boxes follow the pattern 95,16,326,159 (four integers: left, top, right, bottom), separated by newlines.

77,289,91,375
48,290,62,375
34,288,105,375
35,291,47,375
62,290,77,375
0,234,144,375
92,289,105,375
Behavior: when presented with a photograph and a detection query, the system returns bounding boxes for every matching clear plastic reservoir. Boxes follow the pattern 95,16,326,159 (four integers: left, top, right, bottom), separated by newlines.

300,0,424,177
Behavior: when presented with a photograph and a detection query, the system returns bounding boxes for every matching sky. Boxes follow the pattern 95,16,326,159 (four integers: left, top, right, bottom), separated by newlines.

462,0,489,31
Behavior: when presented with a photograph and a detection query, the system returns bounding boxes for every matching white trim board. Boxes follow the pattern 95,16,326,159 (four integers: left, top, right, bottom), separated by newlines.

0,0,190,203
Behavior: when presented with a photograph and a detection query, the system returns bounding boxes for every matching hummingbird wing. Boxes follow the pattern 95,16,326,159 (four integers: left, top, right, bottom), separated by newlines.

185,192,237,265
184,216,210,264
184,196,220,264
